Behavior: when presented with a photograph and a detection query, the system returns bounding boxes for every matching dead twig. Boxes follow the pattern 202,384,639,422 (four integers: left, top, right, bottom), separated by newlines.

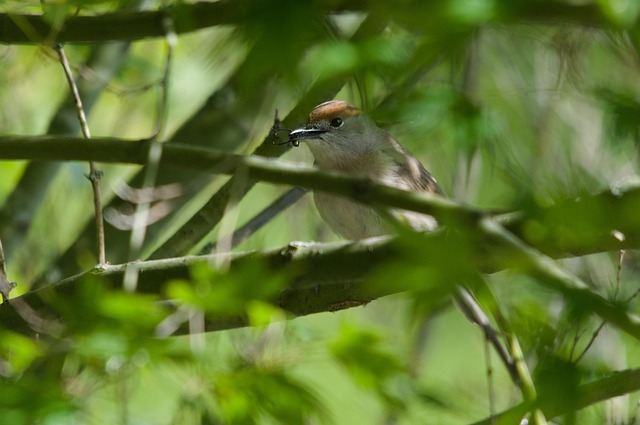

54,43,106,265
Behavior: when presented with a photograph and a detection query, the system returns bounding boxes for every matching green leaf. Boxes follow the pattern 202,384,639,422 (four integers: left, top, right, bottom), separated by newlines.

165,259,288,317
214,366,324,424
0,331,42,375
330,324,405,387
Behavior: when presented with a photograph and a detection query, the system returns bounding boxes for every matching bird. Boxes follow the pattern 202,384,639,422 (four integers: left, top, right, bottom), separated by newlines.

286,101,518,381
288,100,445,239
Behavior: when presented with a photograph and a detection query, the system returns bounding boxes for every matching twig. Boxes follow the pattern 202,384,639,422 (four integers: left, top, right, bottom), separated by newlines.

54,43,106,265
623,287,640,304
454,286,548,424
468,277,545,420
614,249,625,301
0,238,59,334
123,13,176,292
0,238,15,302
479,218,640,340
477,282,535,393
572,249,628,364
484,337,495,421
42,45,159,99
3,135,640,254
568,324,585,361
454,288,519,384
572,321,606,364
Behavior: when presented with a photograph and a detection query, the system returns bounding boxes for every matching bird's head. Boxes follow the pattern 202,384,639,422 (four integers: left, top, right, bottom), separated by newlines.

289,100,388,166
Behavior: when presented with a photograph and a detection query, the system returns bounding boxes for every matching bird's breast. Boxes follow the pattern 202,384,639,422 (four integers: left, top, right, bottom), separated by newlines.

313,192,386,239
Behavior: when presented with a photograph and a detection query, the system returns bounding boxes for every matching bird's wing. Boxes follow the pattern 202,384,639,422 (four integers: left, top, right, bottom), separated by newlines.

384,137,446,196
411,158,446,196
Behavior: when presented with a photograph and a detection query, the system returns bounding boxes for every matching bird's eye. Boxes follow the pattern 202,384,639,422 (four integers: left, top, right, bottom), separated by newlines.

330,117,343,128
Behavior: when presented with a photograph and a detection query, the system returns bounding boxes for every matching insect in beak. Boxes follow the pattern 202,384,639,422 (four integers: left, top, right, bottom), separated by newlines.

270,109,300,147
271,126,300,147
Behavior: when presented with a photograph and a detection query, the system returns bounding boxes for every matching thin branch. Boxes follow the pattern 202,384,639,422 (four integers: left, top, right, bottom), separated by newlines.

572,321,606,364
473,279,540,403
457,283,547,424
483,337,495,420
0,1,241,44
572,248,633,364
123,12,176,292
0,238,15,302
569,324,586,361
0,237,60,334
615,249,625,301
623,287,640,304
0,137,549,223
478,218,640,341
53,44,106,265
455,288,519,384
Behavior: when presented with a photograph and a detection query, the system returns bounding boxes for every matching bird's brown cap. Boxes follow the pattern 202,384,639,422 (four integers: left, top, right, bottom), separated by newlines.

308,100,361,124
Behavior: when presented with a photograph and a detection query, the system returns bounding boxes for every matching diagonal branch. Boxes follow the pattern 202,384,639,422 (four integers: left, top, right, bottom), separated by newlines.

203,187,309,253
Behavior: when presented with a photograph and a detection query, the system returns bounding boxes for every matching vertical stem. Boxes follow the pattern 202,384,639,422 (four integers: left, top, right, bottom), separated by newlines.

0,238,13,302
123,11,176,292
54,44,106,265
484,337,495,420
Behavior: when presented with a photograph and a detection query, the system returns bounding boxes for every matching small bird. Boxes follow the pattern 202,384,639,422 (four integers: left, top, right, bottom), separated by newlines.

289,100,445,239
288,101,517,379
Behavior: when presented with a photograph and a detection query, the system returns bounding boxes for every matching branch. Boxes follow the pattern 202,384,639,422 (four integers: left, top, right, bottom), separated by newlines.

1,135,639,257
470,368,640,425
1,206,639,338
0,0,615,45
0,238,384,335
0,136,480,224
0,0,361,44
0,1,238,44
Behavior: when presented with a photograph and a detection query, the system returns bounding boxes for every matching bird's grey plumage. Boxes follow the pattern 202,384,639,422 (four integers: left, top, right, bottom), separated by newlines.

291,100,444,239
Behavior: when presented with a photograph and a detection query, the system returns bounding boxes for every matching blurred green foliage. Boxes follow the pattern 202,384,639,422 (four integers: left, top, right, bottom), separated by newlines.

166,260,288,317
1,0,640,424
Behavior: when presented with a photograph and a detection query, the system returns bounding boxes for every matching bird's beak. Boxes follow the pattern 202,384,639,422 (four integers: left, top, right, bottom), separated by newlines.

288,127,326,146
